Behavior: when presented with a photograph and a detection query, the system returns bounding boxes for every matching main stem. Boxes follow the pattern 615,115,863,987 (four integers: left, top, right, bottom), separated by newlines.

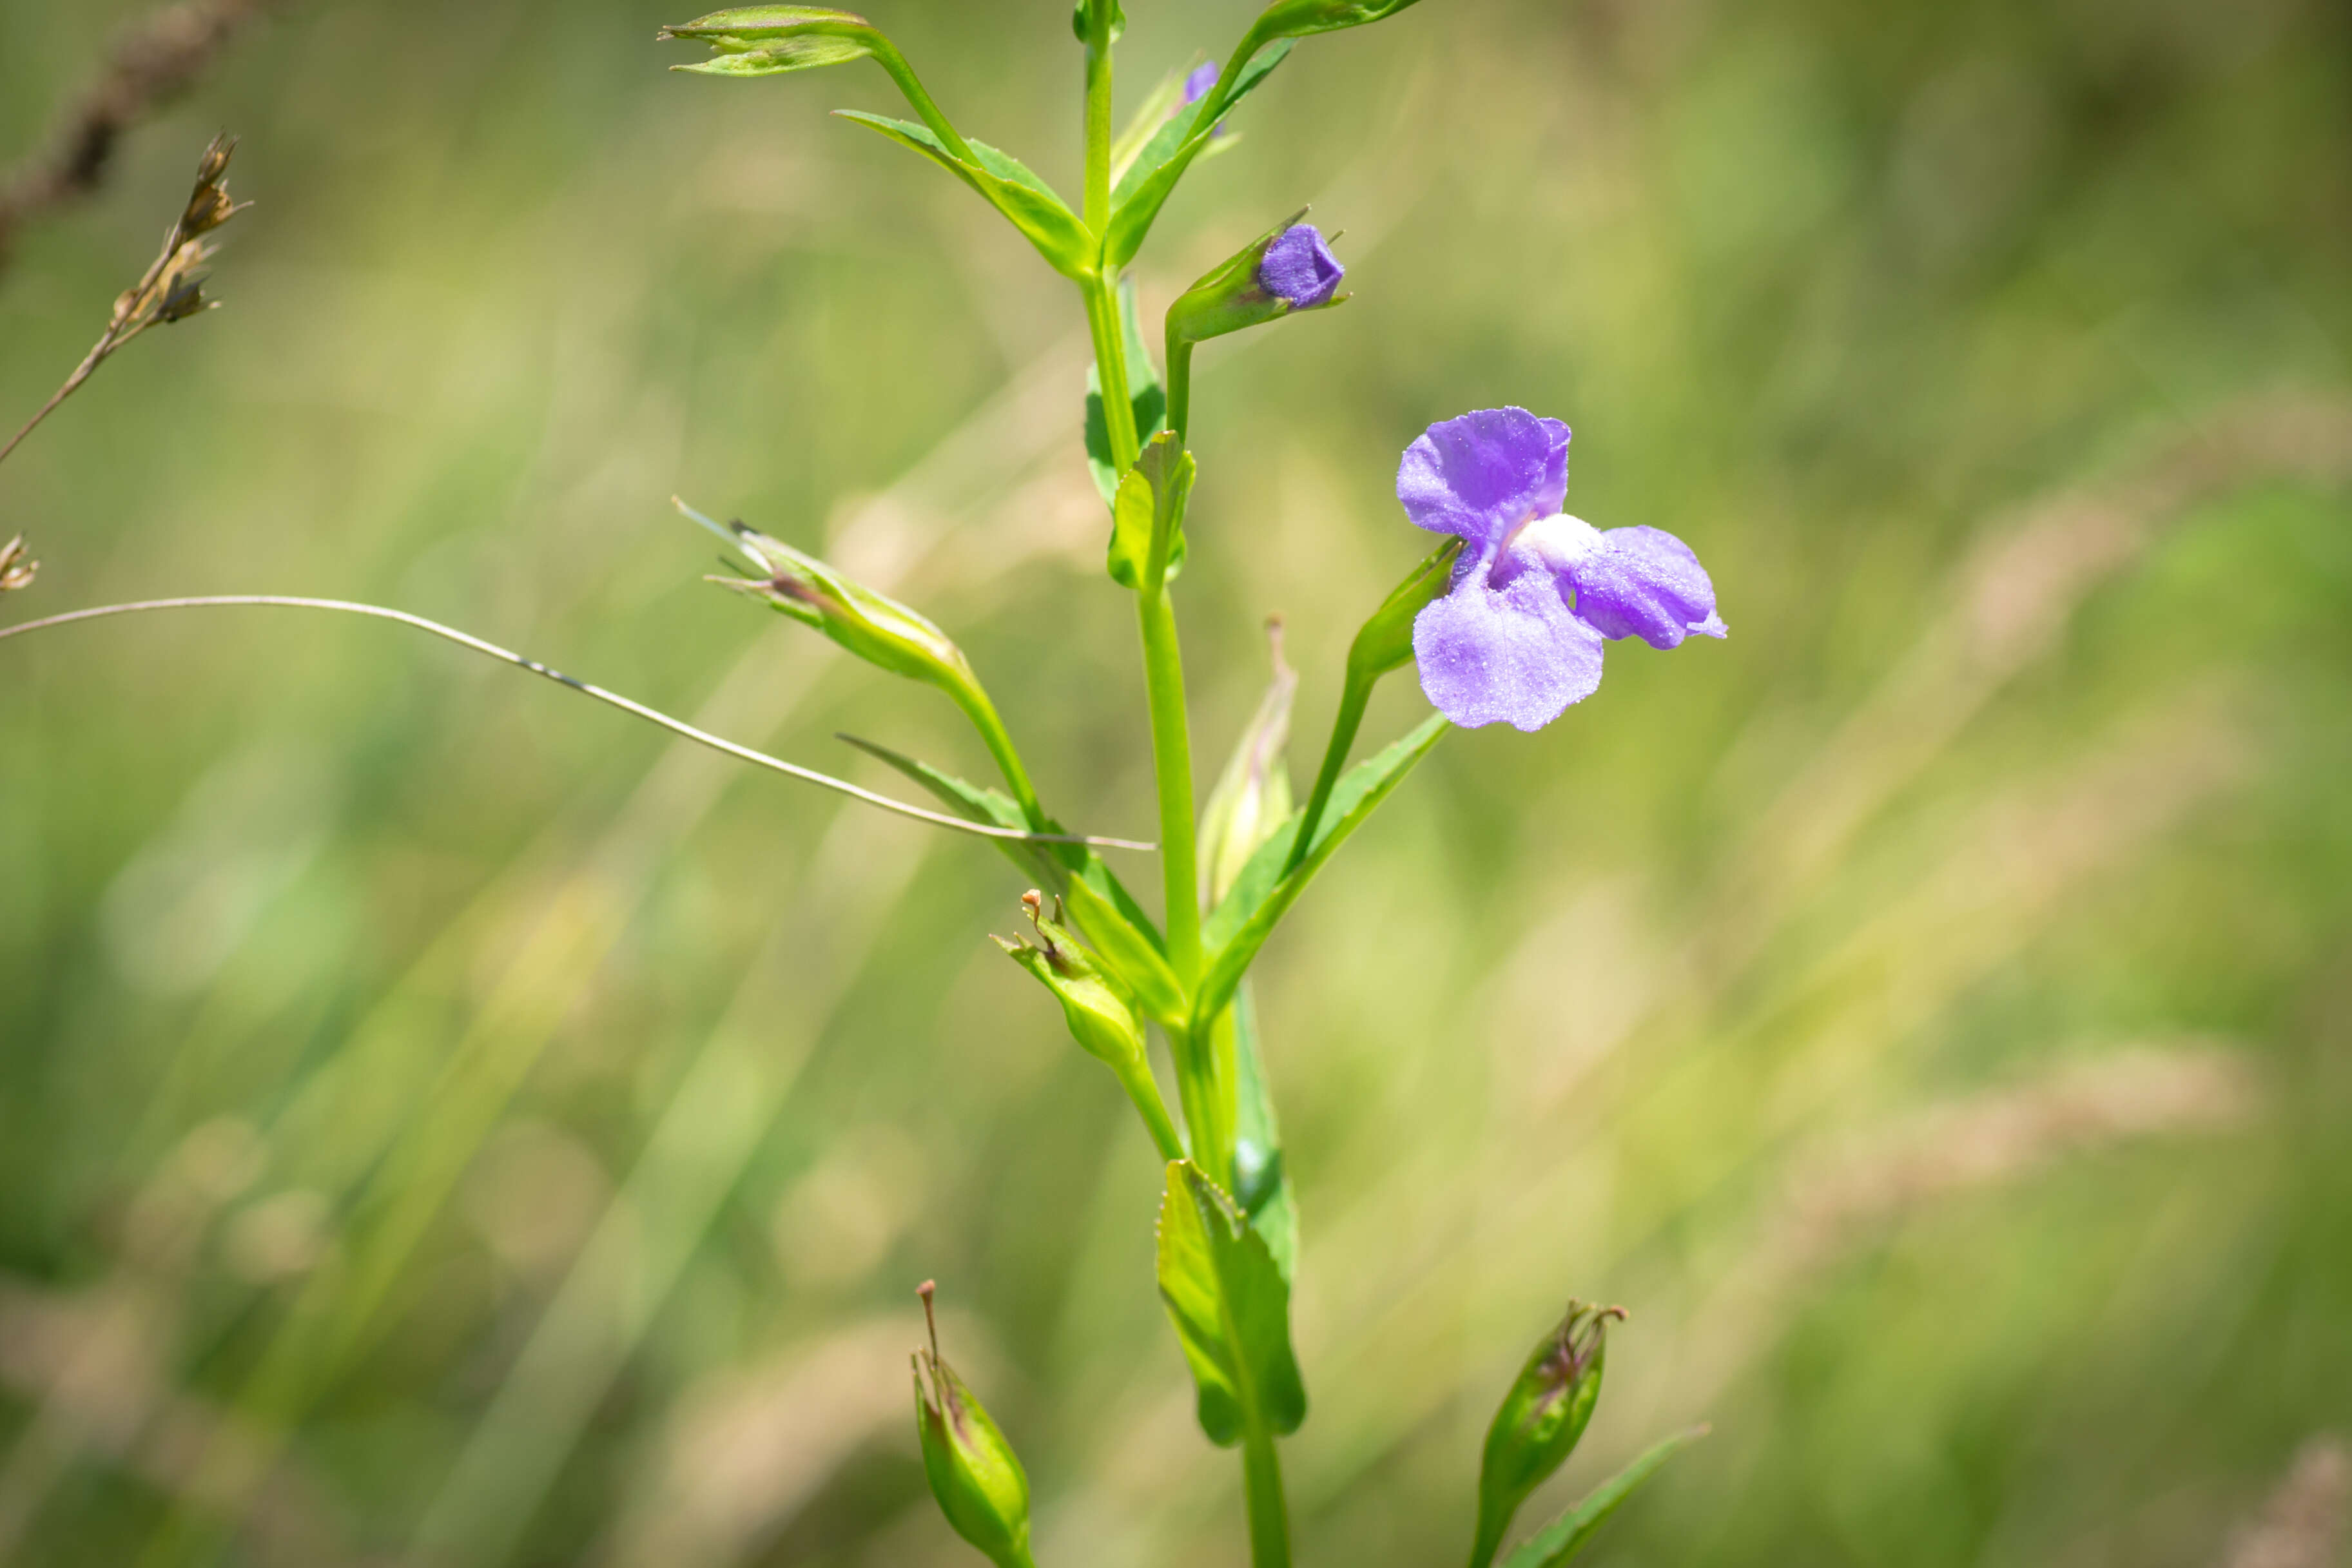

1243,1423,1292,1568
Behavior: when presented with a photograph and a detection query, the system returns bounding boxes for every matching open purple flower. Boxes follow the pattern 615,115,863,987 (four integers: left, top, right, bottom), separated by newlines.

1401,407,1724,731
1259,226,1345,309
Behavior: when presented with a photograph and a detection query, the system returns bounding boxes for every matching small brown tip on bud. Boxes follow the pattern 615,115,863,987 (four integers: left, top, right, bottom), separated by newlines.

1020,891,1044,916
918,1280,940,1357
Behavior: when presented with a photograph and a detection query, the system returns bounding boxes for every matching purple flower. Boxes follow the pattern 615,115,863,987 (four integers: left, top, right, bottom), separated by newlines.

1258,226,1345,309
1401,407,1724,731
1181,61,1221,106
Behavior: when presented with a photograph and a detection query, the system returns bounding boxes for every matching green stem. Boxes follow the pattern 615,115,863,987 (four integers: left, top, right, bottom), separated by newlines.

862,34,978,165
1082,3,1114,235
1085,279,1142,472
949,682,1047,829
1136,587,1201,978
1112,1050,1187,1164
1287,663,1374,875
1243,1422,1292,1568
1165,336,1196,447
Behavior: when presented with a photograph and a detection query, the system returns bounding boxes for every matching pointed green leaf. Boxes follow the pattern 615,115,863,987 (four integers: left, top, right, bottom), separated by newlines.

1106,39,1294,267
1155,1161,1307,1447
835,112,1096,280
836,732,1060,882
1106,432,1194,591
1499,1428,1708,1568
1194,713,1448,1032
1230,984,1297,1281
1084,279,1169,505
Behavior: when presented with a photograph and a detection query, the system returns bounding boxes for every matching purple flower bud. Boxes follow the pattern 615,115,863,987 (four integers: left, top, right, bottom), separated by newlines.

1181,61,1221,106
1257,225,1345,310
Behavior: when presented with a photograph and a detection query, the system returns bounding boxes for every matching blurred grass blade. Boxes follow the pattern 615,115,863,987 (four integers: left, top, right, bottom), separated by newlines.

1499,1427,1709,1568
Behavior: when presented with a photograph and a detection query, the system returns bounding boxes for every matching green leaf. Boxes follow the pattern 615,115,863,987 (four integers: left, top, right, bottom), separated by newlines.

1194,713,1448,1032
1155,1161,1307,1447
1107,432,1194,591
1230,984,1297,1281
835,112,1096,281
1253,0,1426,41
1498,1428,1708,1568
1106,38,1294,268
1084,278,1169,505
837,735,1176,1018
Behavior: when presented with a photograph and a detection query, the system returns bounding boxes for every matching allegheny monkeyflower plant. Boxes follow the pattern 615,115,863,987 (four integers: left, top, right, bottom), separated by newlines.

5,4,1727,1562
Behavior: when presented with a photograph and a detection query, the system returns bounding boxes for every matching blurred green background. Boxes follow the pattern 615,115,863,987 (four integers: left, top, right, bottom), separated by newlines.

3,0,2349,1563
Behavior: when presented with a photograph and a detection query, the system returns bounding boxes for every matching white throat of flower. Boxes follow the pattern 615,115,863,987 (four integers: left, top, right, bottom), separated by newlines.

1499,512,1603,575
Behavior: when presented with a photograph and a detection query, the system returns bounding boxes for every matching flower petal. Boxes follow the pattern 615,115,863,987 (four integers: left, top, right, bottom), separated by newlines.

1396,407,1571,547
1412,553,1604,731
1560,523,1724,648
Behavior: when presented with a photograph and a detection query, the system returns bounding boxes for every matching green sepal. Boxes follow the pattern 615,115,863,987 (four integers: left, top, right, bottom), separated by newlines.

1350,536,1462,681
662,5,870,41
1106,39,1295,267
1197,623,1297,907
1251,0,1426,40
1497,1427,1709,1568
1471,1304,1621,1568
913,1304,1034,1568
660,9,875,74
835,111,1096,281
1155,1160,1307,1447
834,735,1176,1020
671,37,871,73
1107,432,1194,592
1085,278,1168,505
1165,206,1348,348
1230,983,1297,1281
1193,713,1448,1034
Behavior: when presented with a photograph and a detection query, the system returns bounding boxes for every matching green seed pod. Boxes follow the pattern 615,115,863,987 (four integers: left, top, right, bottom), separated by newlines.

708,517,983,701
657,6,877,75
1469,1302,1625,1568
996,893,1147,1073
912,1284,1035,1568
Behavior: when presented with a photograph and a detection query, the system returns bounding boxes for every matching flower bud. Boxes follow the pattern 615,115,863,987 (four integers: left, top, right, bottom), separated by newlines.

1469,1302,1624,1568
912,1283,1035,1568
1198,620,1296,906
1165,209,1347,349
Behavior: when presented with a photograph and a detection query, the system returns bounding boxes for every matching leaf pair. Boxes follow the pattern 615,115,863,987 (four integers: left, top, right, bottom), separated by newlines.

1156,1161,1305,1447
